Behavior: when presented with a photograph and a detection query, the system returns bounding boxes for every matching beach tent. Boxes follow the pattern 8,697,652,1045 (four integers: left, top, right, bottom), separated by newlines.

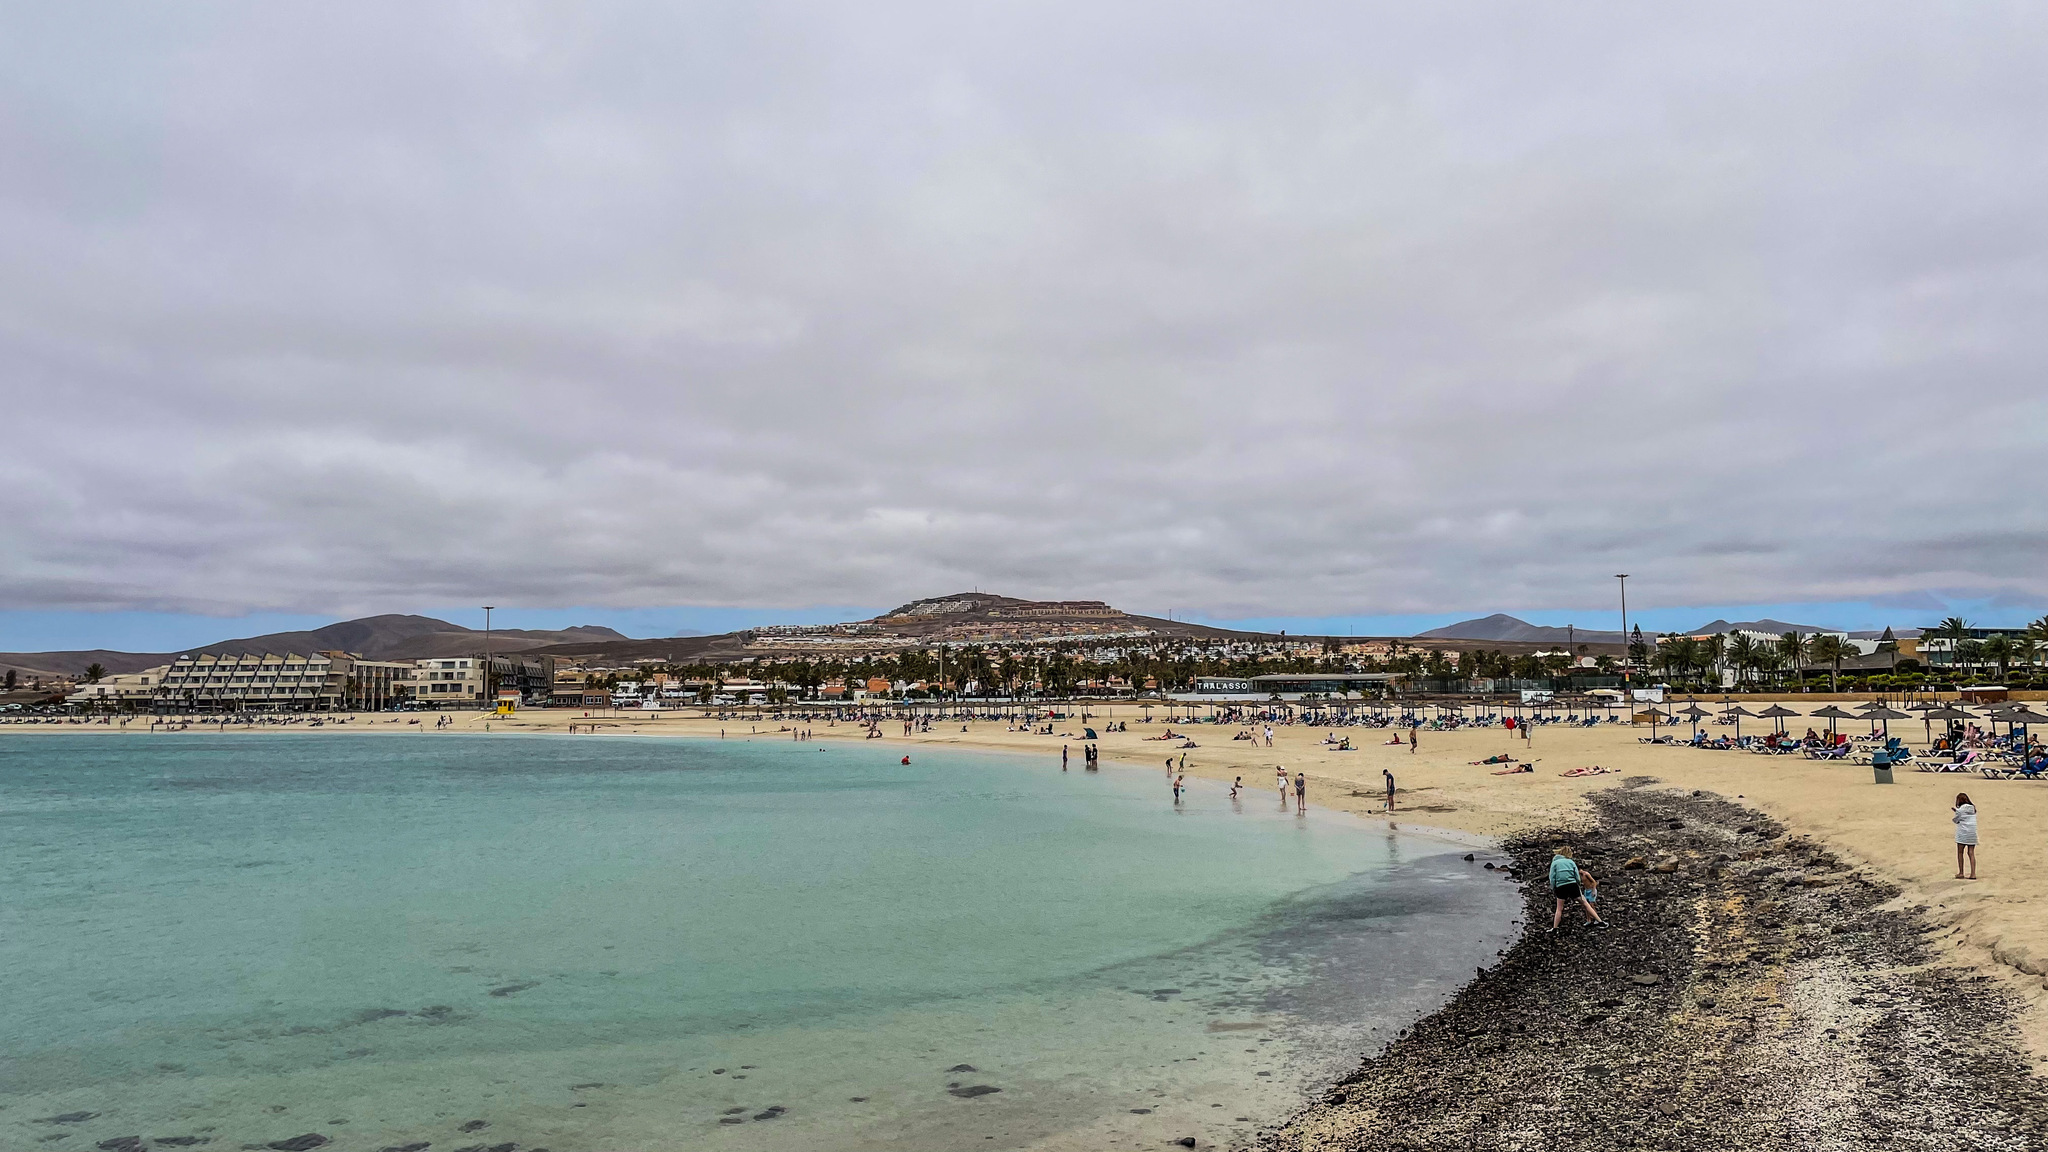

1920,705,1973,743
1861,705,1910,739
1758,703,1801,734
1809,704,1855,735
1986,706,2047,745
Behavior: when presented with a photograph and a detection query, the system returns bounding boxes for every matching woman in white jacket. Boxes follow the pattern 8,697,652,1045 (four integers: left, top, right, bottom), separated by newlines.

1952,793,1978,880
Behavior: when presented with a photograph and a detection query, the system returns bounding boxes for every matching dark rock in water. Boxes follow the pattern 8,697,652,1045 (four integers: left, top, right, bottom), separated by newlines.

1463,852,1475,861
36,1113,99,1124
947,1082,961,1088
1176,1139,1197,1148
848,1097,868,1103
266,1136,329,1152
486,1144,515,1152
1483,862,1495,870
377,1144,430,1152
947,1064,977,1073
458,1121,489,1132
722,1107,746,1115
1130,1108,1152,1114
155,1140,206,1148
355,1008,409,1023
752,1107,785,1121
416,1006,455,1020
96,1138,143,1151
718,1118,744,1125
1152,988,1182,995
486,982,538,998
948,1085,1001,1098
712,1068,726,1075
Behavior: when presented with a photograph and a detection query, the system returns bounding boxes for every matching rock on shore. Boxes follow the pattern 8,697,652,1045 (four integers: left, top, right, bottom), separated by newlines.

1261,784,2048,1152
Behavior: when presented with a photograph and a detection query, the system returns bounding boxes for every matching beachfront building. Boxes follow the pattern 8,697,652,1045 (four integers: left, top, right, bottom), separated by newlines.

1173,672,1404,702
66,666,170,709
411,653,558,708
151,652,411,711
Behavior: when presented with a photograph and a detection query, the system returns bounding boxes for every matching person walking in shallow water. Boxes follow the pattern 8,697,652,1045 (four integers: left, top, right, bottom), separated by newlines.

1172,773,1184,804
1953,793,1978,879
1383,768,1396,812
1293,771,1307,813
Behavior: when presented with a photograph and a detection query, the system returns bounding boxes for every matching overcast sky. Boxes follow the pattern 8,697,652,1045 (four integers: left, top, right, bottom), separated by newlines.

2,2,2043,647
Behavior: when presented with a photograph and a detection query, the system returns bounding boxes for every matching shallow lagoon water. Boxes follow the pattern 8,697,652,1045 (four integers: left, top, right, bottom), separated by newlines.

0,732,1518,1150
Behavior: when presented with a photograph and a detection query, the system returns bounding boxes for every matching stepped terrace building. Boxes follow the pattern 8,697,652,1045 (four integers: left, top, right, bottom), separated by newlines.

152,652,412,711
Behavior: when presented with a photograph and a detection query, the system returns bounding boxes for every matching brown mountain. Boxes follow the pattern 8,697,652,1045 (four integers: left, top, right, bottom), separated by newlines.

0,615,630,680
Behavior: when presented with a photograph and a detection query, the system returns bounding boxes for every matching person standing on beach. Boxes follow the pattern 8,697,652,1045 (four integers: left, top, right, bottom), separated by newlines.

1062,744,1069,770
1264,725,1274,747
1293,771,1306,813
1383,768,1396,812
1275,765,1289,799
1953,793,1978,879
1549,846,1607,932
1408,728,1417,754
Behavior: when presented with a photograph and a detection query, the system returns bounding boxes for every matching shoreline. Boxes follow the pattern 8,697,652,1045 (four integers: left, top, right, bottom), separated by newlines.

14,703,2045,1049
12,707,2048,1141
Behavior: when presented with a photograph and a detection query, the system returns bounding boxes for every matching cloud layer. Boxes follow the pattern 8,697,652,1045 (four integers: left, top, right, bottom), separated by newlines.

2,2,2042,621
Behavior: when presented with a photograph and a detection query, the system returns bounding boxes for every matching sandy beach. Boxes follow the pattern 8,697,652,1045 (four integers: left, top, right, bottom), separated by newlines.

361,698,2048,1060
46,699,2044,1054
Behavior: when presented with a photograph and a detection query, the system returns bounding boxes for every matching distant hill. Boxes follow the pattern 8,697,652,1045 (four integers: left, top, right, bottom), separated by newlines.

0,615,633,679
183,614,631,660
1415,615,1624,645
1417,612,1922,644
1688,618,1832,636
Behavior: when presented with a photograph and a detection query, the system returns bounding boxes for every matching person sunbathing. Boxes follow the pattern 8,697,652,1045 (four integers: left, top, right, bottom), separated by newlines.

1491,762,1534,774
1471,754,1519,765
1559,765,1613,777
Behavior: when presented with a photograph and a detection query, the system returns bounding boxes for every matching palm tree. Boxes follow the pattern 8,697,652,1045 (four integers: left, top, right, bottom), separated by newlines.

2026,617,2048,669
1777,632,1809,690
83,663,106,684
1935,616,1973,670
1979,635,2014,681
1808,634,1848,692
1725,633,1758,688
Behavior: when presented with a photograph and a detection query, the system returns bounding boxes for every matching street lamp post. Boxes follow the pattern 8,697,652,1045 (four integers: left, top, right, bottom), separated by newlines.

483,606,495,709
1615,575,1631,691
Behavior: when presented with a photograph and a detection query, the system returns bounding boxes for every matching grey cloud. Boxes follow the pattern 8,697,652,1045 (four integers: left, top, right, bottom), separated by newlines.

0,2,2043,621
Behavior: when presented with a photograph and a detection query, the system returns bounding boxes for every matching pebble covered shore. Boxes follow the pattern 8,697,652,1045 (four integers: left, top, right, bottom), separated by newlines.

1261,783,2048,1152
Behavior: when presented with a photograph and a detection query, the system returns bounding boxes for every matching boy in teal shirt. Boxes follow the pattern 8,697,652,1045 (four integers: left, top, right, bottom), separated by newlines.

1549,846,1608,933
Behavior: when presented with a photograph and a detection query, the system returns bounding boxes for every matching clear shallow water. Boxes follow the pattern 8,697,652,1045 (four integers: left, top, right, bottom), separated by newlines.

0,733,1518,1151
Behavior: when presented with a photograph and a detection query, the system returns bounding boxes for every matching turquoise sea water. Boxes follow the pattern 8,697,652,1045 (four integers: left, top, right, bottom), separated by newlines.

0,733,1518,1151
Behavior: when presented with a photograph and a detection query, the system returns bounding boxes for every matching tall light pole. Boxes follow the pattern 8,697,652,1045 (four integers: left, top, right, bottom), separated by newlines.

1615,575,1630,690
483,606,495,708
